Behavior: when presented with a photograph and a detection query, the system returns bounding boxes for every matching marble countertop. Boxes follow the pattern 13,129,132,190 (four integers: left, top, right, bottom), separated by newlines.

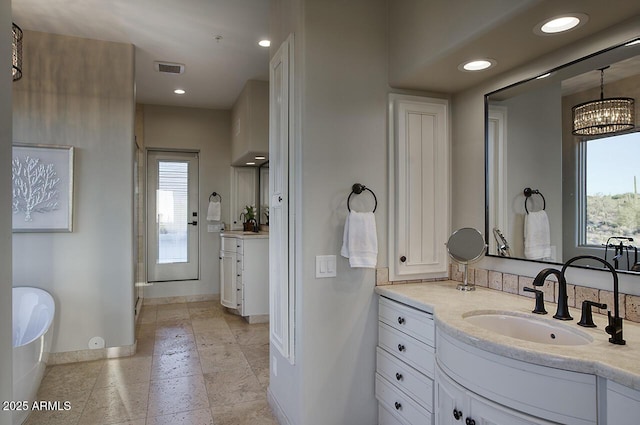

221,230,269,239
375,281,640,391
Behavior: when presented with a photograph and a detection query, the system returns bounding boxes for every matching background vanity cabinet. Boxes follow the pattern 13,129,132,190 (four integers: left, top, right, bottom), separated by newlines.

388,94,450,282
219,233,269,322
376,296,435,425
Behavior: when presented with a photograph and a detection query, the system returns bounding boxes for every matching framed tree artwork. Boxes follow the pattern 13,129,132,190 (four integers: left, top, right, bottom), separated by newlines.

12,144,74,232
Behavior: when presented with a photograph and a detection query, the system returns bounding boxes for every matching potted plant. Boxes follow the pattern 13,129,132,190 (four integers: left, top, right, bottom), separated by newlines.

240,205,256,231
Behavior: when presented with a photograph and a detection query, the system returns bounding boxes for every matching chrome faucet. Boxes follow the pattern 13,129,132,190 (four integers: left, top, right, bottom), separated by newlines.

561,255,625,345
532,268,572,320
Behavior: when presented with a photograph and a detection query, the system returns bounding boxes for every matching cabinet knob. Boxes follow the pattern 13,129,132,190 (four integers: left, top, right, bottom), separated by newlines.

395,372,403,381
453,408,462,420
394,402,402,410
400,256,406,263
465,418,475,425
397,316,405,324
397,344,405,352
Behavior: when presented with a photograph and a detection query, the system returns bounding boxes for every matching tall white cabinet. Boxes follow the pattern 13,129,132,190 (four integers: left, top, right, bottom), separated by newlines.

220,232,269,323
388,94,450,281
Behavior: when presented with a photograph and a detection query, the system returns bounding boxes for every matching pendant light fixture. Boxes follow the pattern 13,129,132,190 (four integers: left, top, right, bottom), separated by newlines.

12,22,23,81
572,66,635,136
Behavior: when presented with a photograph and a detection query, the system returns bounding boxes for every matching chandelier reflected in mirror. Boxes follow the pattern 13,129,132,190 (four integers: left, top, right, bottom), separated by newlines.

572,66,635,136
12,22,23,81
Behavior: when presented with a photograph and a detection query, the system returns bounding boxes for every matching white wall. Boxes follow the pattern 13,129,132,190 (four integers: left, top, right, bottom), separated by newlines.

452,17,640,291
1,0,14,421
142,104,231,299
12,31,136,353
269,0,387,424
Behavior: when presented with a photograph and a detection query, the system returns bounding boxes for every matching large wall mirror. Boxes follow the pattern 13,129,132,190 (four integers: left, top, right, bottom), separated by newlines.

485,37,640,275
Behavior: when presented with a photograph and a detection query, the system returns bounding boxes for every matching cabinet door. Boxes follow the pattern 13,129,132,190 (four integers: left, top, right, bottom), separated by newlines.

389,94,449,281
606,380,640,425
220,249,237,308
469,396,554,425
436,366,467,425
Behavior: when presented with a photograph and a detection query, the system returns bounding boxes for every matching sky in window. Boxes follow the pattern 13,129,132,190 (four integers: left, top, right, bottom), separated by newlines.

586,132,640,196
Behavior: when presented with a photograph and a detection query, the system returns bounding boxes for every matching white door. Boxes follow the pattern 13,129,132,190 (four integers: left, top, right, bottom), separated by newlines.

147,150,199,282
269,34,294,362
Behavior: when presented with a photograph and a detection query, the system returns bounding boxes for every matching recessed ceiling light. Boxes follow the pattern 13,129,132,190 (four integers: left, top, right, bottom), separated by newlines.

174,89,186,95
255,155,266,160
458,59,496,72
246,162,256,165
258,39,271,47
534,14,588,35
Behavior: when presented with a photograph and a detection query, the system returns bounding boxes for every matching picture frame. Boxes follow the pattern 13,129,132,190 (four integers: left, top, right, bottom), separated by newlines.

12,143,74,232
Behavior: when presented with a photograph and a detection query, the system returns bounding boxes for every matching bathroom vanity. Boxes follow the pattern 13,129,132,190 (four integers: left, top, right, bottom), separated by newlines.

220,231,269,323
375,281,640,425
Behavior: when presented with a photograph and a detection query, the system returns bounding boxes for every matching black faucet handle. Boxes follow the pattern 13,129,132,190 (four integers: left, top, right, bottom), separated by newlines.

577,300,606,328
605,311,626,345
523,287,548,315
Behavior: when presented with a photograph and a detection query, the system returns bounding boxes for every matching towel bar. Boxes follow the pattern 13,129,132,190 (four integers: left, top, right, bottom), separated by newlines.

209,192,222,202
347,183,377,213
524,187,545,214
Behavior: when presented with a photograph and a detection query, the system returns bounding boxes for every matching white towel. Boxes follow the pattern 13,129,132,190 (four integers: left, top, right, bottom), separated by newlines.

524,210,551,260
206,200,221,221
341,211,378,268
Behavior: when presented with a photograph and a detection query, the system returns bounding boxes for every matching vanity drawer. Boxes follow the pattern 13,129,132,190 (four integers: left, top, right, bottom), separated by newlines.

378,322,435,378
236,239,244,254
376,373,433,425
379,297,434,346
378,405,408,425
221,237,237,252
376,347,433,411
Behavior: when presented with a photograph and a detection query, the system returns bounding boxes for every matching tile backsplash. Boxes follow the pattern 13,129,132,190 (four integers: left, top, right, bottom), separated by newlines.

375,265,640,324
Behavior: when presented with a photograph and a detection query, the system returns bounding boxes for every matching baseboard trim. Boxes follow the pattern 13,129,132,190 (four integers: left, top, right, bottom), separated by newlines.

268,386,292,425
48,342,137,365
142,293,219,305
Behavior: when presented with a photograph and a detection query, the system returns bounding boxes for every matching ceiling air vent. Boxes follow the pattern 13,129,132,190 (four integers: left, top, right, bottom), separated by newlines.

154,61,185,74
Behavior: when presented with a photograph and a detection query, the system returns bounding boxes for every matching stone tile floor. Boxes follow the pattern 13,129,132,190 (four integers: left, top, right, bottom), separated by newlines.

24,300,277,425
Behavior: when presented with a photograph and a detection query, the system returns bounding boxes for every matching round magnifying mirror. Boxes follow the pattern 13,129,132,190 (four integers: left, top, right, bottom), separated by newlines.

446,227,486,291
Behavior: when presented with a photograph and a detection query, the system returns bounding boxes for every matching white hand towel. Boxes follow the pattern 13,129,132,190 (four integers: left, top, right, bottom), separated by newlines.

341,211,378,268
524,210,551,260
207,200,221,221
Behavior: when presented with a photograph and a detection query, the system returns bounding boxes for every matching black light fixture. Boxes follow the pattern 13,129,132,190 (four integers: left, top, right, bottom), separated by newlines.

12,22,23,81
572,66,635,136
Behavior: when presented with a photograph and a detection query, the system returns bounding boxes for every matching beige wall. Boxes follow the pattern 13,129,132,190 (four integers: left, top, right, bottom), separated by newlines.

142,104,231,299
12,31,136,353
269,0,388,424
1,0,13,420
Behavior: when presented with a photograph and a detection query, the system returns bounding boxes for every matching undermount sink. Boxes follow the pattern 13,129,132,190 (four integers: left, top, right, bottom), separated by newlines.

463,311,593,346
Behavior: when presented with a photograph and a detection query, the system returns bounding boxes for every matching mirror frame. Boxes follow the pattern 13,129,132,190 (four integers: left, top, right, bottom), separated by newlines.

484,38,640,275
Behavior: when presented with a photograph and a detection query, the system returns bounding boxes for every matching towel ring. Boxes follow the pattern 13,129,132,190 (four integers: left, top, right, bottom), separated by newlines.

524,187,545,214
347,183,377,213
209,192,222,202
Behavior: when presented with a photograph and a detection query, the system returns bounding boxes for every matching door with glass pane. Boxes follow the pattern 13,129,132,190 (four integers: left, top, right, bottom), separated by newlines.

147,151,199,282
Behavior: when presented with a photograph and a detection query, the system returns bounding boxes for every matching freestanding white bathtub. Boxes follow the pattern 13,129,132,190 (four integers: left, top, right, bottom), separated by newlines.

12,286,55,425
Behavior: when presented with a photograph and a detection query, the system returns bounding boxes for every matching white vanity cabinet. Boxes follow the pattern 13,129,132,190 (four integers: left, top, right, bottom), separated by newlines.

219,233,269,322
376,296,435,425
388,95,450,281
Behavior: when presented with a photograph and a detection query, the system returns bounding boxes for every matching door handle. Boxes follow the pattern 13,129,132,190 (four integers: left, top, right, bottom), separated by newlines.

188,221,198,226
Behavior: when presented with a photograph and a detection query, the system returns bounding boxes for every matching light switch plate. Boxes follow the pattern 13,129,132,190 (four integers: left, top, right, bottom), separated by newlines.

316,255,337,278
